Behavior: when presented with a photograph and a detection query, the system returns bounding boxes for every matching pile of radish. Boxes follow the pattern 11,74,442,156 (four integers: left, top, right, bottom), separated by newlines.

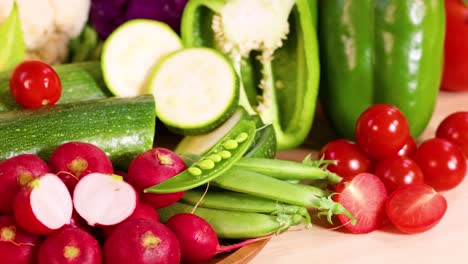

0,141,248,263
319,105,467,234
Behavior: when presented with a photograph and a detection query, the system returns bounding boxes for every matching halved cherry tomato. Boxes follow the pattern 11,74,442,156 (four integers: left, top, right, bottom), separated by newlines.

355,104,410,160
436,111,468,158
318,139,372,177
9,60,62,108
413,138,467,191
334,173,388,234
386,184,447,234
374,156,424,193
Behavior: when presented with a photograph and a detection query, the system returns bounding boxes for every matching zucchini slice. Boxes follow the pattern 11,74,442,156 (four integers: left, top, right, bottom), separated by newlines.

148,47,239,135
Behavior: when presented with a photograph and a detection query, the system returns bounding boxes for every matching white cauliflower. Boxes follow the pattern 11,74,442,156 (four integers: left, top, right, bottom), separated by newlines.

0,0,91,64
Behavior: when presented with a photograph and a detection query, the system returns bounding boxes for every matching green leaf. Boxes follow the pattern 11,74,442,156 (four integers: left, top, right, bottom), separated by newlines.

0,2,26,72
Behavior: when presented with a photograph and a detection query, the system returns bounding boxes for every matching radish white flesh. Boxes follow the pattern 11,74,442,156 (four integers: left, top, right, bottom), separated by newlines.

31,174,73,229
73,173,137,226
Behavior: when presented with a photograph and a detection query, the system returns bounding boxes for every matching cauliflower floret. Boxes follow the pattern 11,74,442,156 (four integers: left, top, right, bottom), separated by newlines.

0,0,91,65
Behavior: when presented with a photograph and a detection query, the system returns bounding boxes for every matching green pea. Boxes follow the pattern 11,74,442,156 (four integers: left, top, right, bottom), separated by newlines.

235,132,249,143
219,150,232,159
208,154,222,163
222,139,238,149
188,167,202,176
198,159,215,170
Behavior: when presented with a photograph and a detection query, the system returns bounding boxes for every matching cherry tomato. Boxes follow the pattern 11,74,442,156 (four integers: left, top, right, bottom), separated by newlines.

441,0,468,91
413,138,467,191
319,139,372,178
397,136,417,158
9,60,62,108
333,173,388,234
374,156,424,193
355,104,410,160
386,184,447,234
436,111,468,158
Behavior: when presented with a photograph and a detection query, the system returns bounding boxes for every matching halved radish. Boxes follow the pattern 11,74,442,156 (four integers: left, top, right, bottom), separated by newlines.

0,215,42,264
73,173,137,226
48,141,114,192
13,173,73,236
0,154,50,214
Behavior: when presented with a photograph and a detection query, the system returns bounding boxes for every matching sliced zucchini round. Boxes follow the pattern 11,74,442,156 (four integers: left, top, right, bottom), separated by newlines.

148,47,239,135
101,19,183,97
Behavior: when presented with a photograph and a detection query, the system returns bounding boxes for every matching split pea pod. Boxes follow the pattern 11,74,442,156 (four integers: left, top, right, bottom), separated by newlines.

157,202,307,239
235,157,342,184
181,188,311,222
212,167,355,224
145,119,256,193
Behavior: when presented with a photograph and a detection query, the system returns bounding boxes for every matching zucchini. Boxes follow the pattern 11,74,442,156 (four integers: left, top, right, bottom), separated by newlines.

0,95,155,170
148,47,239,135
0,61,112,112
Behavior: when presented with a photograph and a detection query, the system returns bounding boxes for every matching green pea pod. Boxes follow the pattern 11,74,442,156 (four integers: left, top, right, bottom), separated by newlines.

318,0,445,139
180,0,320,150
157,202,308,239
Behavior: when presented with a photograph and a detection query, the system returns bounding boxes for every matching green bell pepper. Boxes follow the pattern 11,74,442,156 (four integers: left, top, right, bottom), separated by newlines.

318,0,445,140
180,0,320,150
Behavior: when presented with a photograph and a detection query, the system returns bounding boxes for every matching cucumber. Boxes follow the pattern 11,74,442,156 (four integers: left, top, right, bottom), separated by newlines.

148,47,239,135
101,19,183,97
0,61,111,112
0,95,155,170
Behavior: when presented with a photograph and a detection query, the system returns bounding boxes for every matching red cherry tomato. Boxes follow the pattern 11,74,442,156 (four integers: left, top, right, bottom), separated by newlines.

333,173,388,234
436,111,468,158
374,156,424,193
397,136,417,158
318,139,372,178
355,104,410,160
413,138,467,191
441,0,468,91
386,184,447,234
9,60,62,108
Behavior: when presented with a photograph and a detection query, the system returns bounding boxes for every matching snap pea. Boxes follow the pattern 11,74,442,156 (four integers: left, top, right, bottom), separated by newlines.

157,202,307,239
212,167,355,224
181,188,310,221
235,157,342,184
145,119,256,193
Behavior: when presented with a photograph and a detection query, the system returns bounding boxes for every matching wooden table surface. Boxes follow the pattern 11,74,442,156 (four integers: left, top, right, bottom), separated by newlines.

249,90,468,264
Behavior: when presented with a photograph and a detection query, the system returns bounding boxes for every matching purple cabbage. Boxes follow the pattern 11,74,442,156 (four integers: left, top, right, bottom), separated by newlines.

89,0,188,39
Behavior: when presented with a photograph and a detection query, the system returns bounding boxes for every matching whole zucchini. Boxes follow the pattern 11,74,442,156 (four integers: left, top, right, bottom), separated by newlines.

0,95,155,170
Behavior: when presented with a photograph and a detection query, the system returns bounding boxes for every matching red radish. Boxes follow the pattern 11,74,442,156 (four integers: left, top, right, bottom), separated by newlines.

386,184,447,234
0,215,42,264
14,173,73,235
38,226,102,264
334,173,389,234
102,200,159,237
0,154,50,214
165,213,270,264
127,148,186,209
103,218,180,264
48,141,114,191
73,173,137,226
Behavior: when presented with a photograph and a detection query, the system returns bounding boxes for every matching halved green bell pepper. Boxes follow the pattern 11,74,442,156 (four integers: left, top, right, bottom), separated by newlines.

180,0,320,150
318,0,445,140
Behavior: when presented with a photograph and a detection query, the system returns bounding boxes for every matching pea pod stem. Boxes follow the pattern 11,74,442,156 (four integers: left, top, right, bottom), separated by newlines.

157,202,307,239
